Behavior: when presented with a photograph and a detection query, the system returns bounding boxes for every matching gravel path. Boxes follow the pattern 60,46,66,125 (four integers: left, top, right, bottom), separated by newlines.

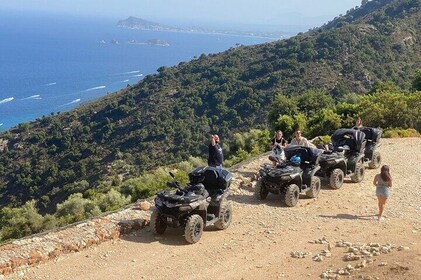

5,138,421,280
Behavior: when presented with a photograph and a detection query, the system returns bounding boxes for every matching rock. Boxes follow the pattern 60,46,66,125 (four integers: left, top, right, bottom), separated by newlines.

312,255,324,262
379,262,388,266
139,201,151,211
397,246,410,251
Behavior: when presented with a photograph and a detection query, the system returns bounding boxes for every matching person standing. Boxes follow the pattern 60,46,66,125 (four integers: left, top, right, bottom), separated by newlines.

289,130,310,147
373,165,392,221
208,134,224,167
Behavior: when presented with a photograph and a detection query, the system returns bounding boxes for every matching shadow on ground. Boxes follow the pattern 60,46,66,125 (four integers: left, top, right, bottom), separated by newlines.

319,214,377,220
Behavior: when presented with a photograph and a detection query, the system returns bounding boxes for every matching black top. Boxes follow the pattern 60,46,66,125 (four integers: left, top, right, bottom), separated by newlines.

208,143,224,166
271,137,286,147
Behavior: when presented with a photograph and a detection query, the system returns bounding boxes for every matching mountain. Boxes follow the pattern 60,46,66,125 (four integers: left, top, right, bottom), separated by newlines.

117,16,174,31
0,0,420,212
117,16,288,38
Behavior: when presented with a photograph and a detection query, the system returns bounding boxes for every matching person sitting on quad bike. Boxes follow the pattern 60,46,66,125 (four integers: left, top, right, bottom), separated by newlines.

290,130,310,147
270,130,287,166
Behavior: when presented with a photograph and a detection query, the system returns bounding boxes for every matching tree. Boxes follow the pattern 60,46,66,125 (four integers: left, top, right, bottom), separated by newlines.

412,68,421,91
268,93,298,126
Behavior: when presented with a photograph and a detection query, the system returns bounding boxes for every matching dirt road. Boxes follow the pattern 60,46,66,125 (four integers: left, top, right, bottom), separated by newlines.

7,138,421,280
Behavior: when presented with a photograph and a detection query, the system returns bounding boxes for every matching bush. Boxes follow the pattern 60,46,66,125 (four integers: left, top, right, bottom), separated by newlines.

383,128,420,138
0,200,45,242
55,193,101,225
97,189,131,212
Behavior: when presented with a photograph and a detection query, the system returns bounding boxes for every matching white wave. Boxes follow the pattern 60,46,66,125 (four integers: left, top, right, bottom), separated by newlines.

58,98,81,108
133,74,143,77
46,82,57,86
70,98,81,104
84,86,106,92
0,97,14,104
21,94,41,100
114,70,140,75
0,123,3,126
121,79,130,83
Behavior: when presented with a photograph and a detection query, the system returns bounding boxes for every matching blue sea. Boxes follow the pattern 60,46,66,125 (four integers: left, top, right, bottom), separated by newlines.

0,12,275,130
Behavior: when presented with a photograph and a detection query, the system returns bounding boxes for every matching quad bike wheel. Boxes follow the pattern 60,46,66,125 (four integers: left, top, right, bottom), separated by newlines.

150,208,167,235
306,176,321,198
351,161,365,183
214,203,233,230
285,184,300,207
184,214,204,244
368,151,381,169
329,168,344,190
254,178,268,200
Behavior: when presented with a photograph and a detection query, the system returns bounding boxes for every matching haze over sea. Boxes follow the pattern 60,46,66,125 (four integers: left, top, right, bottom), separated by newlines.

0,12,274,130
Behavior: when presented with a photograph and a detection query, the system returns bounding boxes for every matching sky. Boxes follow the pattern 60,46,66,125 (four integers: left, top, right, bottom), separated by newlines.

1,0,362,26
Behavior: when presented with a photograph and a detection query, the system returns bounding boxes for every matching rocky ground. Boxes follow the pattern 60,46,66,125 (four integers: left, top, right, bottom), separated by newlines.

3,138,421,280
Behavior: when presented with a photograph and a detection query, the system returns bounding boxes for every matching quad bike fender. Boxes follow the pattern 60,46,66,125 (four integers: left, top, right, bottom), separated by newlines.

287,173,302,189
302,166,320,188
190,209,207,225
328,161,346,175
348,154,365,171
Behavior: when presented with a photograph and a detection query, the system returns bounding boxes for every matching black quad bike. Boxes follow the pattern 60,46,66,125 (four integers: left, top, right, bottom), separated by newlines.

150,166,232,244
255,145,322,207
317,129,367,189
355,127,382,169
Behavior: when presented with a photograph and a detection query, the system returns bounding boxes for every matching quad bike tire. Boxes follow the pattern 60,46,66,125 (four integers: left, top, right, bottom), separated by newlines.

214,203,233,230
329,168,344,190
285,184,300,207
368,151,381,169
306,176,321,198
254,178,268,200
351,161,365,183
184,214,204,244
150,208,167,235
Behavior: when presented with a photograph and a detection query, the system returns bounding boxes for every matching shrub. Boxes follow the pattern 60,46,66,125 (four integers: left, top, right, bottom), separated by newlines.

383,128,420,138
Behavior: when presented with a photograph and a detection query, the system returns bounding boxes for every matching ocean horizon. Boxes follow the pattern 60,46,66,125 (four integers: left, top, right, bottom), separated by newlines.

0,12,275,131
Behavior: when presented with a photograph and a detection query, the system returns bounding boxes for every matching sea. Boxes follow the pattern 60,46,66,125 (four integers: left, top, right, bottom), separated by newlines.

0,12,276,131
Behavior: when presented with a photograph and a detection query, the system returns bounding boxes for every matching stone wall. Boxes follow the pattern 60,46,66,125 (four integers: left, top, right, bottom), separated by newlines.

0,205,151,276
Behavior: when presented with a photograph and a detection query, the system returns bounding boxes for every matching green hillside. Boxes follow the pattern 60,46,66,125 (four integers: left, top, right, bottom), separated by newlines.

0,0,421,214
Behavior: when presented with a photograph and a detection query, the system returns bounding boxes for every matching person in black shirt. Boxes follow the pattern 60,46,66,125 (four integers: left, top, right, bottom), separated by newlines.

208,134,224,167
271,130,287,150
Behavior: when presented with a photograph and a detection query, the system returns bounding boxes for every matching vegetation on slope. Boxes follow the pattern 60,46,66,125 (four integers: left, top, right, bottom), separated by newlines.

0,0,421,220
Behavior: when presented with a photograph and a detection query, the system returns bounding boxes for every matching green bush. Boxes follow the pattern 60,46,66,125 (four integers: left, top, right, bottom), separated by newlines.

383,128,420,138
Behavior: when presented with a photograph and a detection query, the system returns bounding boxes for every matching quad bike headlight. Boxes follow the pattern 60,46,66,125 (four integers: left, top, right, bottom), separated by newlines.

155,199,163,206
179,206,192,211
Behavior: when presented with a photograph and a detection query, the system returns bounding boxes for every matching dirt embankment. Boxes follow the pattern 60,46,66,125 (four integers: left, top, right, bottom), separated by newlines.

4,138,421,280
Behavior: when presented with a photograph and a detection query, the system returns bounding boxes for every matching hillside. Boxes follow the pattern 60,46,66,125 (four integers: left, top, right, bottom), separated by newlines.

0,0,421,213
4,137,421,279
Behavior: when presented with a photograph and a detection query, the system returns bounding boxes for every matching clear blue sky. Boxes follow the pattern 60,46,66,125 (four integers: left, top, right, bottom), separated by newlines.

2,0,362,25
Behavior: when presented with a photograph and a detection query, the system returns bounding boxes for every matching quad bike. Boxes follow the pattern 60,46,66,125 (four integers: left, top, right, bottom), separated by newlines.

317,128,367,189
150,166,232,244
255,145,322,207
354,127,382,169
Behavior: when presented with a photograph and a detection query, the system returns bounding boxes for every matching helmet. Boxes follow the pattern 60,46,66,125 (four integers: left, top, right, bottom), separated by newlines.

290,155,301,166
